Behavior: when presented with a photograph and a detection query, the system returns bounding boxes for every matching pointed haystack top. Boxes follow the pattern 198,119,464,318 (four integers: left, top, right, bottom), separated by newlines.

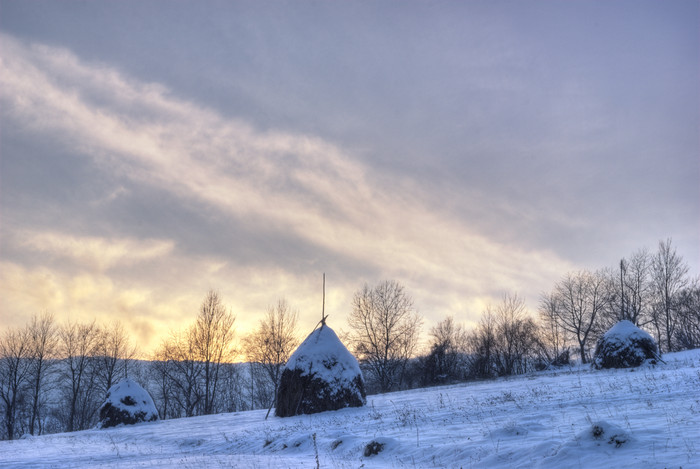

285,324,361,382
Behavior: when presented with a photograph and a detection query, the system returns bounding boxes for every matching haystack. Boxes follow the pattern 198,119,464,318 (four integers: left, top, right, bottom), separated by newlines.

593,320,661,369
276,323,366,417
97,378,159,428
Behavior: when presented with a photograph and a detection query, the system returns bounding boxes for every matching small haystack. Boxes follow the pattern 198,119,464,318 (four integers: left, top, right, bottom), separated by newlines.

276,323,366,417
593,320,661,369
97,378,159,428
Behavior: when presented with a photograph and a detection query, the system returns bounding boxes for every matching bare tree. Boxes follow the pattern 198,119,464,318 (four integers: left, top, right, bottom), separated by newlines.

96,320,136,396
149,350,175,420
158,329,203,418
242,299,299,406
217,363,247,413
492,294,539,376
422,316,468,384
347,280,422,393
191,290,236,415
675,281,700,350
547,270,607,364
58,320,101,432
651,238,690,352
466,295,540,378
26,313,58,436
466,308,497,378
538,291,567,364
429,316,469,353
604,249,653,328
150,292,235,418
0,326,31,440
246,361,275,410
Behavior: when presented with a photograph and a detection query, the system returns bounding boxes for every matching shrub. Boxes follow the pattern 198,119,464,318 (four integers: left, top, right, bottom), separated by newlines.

363,441,385,457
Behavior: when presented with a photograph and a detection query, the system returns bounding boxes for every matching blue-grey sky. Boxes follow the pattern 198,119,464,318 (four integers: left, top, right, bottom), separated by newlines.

1,0,698,353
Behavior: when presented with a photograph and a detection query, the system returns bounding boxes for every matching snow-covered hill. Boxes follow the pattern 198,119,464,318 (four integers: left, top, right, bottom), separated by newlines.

2,349,698,468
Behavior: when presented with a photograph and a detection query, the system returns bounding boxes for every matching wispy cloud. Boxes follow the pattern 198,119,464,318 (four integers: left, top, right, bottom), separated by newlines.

18,230,174,271
0,32,576,345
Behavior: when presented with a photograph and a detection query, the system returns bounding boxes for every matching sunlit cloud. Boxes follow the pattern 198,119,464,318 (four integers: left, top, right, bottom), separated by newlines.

0,257,347,355
0,260,175,353
18,230,174,272
0,32,582,351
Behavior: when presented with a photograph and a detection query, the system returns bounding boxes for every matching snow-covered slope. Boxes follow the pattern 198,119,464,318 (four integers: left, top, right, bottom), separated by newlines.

2,349,698,468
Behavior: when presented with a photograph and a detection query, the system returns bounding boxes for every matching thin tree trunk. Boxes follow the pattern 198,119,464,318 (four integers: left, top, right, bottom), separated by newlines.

30,371,41,435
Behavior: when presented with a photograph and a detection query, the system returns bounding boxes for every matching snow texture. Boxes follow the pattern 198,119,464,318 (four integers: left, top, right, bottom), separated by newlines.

593,320,660,369
276,324,366,417
97,378,159,429
285,324,362,381
3,349,699,468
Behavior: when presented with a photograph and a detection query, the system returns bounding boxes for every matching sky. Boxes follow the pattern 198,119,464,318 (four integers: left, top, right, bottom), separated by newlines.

1,0,698,356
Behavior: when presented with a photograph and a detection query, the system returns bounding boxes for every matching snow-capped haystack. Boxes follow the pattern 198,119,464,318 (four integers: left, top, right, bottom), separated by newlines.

276,323,366,417
97,378,159,429
593,320,661,369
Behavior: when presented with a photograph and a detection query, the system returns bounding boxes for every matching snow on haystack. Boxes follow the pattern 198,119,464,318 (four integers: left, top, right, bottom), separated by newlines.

593,320,661,369
276,323,366,417
97,378,159,429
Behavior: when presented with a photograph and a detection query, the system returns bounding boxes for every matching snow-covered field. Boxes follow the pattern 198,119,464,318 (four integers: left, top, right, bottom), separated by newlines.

2,350,699,468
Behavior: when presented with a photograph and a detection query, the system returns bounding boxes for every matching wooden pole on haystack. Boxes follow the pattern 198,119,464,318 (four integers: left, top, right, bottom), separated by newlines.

321,273,327,327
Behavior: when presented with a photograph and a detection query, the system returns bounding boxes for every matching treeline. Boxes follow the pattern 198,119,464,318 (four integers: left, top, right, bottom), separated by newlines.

389,238,700,390
149,293,298,420
0,316,137,440
0,293,298,440
1,239,698,440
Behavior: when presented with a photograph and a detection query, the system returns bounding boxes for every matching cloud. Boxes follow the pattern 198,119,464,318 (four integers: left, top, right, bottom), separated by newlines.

91,185,129,206
0,260,172,352
0,256,352,355
18,230,174,272
0,32,580,346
